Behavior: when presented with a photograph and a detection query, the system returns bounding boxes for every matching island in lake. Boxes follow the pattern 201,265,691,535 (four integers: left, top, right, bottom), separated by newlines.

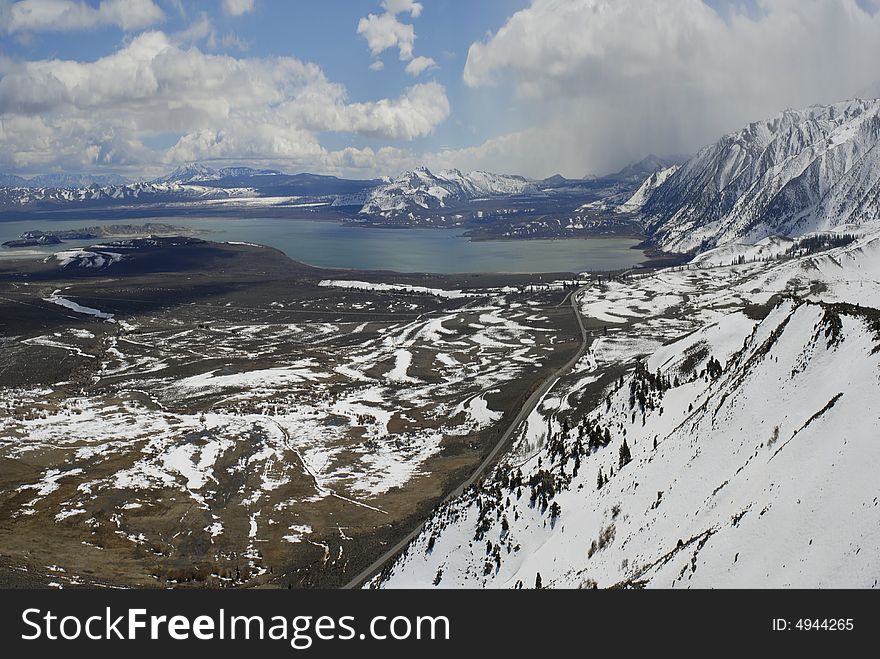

1,223,195,248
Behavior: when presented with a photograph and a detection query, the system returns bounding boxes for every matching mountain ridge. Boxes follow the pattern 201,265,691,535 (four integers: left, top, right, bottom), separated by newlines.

360,167,536,217
637,98,880,252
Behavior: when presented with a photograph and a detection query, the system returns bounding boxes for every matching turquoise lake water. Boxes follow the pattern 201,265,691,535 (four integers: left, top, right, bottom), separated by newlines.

0,217,646,274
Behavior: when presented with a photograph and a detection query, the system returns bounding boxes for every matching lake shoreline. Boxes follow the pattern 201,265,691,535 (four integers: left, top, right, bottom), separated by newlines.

0,216,678,275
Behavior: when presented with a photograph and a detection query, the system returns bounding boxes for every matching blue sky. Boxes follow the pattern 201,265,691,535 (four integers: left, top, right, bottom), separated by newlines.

2,1,530,152
1,0,880,179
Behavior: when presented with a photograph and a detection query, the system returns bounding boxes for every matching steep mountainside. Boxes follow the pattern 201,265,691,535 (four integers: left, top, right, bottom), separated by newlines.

616,165,679,213
373,223,880,589
636,99,880,253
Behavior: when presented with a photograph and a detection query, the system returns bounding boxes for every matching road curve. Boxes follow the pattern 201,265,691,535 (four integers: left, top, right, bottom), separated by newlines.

343,286,591,589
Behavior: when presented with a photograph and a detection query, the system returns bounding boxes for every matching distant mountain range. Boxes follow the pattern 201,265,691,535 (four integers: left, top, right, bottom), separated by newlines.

0,154,680,216
0,165,383,212
7,98,879,258
0,181,253,210
360,167,536,217
0,172,131,188
156,164,282,184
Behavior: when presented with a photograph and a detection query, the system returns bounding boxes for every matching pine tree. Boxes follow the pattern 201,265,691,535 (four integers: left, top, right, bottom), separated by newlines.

535,572,543,589
619,439,632,468
597,468,604,490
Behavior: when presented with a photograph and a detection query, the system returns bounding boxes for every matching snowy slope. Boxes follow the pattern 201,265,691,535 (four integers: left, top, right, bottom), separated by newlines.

373,225,880,589
615,165,679,214
360,167,535,217
642,99,880,253
690,235,796,267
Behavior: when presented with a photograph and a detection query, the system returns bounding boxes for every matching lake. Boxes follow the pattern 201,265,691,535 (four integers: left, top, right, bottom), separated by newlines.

0,217,646,274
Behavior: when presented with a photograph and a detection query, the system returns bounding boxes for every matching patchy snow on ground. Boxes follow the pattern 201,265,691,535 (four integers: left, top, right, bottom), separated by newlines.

43,291,115,321
51,250,124,270
319,280,472,299
373,224,880,590
1,286,564,568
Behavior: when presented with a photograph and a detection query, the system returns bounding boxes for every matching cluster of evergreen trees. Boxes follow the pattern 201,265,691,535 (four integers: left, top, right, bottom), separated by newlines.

786,233,857,257
577,417,612,454
821,307,844,349
629,360,672,413
705,356,723,380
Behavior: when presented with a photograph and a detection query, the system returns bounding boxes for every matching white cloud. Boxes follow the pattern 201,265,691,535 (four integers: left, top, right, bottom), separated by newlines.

404,55,436,76
0,31,450,173
358,0,437,74
357,11,416,60
222,0,254,17
460,0,880,177
172,11,248,51
369,60,385,72
2,0,165,33
381,0,422,17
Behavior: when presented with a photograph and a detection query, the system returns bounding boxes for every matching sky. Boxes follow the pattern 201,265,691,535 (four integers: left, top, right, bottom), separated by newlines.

1,0,880,180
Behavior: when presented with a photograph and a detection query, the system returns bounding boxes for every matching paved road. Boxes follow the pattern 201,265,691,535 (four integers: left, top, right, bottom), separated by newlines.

343,286,592,588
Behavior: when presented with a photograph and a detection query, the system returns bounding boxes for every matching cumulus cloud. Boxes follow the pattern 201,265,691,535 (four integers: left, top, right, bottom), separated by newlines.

0,31,450,172
405,55,437,76
357,11,416,60
460,0,880,177
382,0,422,17
222,0,254,17
357,0,437,76
1,0,165,33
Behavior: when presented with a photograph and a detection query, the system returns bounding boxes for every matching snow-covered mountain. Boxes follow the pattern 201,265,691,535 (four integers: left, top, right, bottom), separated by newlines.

156,163,222,184
640,99,880,253
615,165,679,214
0,181,252,209
610,154,681,183
0,167,379,212
155,163,281,184
360,167,536,217
372,222,880,589
575,157,683,213
216,166,281,179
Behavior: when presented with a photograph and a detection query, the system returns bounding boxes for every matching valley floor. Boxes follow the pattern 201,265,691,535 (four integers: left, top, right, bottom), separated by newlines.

2,222,879,590
0,241,585,588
